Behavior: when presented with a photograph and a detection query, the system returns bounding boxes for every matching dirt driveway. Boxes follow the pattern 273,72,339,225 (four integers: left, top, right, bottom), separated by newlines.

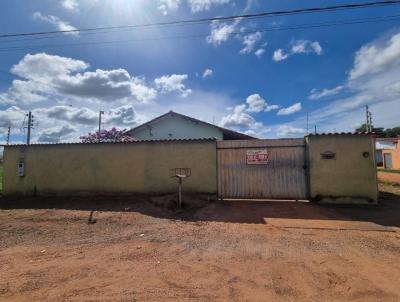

378,171,400,184
1,185,400,301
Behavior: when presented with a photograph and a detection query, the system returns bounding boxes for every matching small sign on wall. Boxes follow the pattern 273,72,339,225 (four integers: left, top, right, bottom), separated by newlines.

246,149,269,165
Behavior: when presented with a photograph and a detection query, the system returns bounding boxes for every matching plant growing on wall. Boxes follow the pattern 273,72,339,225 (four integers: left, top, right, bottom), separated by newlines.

80,128,136,143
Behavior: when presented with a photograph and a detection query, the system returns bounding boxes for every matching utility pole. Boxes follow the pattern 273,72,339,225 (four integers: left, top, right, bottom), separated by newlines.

365,105,373,133
98,110,104,142
306,110,309,135
6,126,11,145
368,110,373,133
314,125,317,135
26,111,34,145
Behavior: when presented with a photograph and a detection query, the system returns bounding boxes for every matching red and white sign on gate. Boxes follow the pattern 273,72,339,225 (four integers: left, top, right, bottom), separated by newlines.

246,149,269,164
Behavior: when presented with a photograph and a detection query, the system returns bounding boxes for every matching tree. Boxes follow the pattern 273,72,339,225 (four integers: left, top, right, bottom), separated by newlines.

80,128,136,143
355,124,400,137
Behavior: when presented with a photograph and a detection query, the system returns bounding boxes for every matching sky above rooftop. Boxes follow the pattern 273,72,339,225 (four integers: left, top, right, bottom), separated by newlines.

1,0,400,143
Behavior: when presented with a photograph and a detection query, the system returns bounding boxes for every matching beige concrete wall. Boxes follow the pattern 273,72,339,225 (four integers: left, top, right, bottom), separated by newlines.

307,135,378,204
3,140,217,195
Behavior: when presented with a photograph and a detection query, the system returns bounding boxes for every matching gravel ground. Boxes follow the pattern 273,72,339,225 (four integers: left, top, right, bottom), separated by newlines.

0,186,399,301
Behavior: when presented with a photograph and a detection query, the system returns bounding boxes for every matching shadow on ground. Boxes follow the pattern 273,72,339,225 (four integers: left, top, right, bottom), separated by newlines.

0,191,399,227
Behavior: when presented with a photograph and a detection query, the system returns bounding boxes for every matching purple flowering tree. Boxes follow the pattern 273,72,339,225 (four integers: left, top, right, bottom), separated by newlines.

80,128,136,143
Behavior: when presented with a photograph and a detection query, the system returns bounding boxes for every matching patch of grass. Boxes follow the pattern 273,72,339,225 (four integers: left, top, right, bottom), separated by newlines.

378,168,400,174
379,179,400,188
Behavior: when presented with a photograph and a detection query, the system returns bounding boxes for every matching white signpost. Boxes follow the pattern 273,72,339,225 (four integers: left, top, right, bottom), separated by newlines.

246,149,269,165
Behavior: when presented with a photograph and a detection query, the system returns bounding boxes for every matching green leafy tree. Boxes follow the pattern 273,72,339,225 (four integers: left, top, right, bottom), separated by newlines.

355,124,400,137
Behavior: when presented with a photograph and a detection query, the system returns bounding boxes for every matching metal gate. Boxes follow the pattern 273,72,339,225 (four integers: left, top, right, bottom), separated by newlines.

217,139,308,199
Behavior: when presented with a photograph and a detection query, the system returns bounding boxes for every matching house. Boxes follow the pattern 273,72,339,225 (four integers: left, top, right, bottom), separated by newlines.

125,111,254,141
375,138,400,169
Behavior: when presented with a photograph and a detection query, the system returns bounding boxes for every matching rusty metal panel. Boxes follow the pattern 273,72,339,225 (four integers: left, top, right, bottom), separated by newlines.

217,139,308,199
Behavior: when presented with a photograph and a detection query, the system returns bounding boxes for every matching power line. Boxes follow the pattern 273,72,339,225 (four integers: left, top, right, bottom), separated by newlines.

0,14,399,53
0,0,399,39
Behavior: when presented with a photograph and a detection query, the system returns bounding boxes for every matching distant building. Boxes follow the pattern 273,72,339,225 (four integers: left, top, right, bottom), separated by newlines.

375,138,400,169
125,111,254,141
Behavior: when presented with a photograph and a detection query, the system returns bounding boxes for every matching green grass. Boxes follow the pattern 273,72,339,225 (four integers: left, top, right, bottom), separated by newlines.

378,168,400,174
379,179,400,188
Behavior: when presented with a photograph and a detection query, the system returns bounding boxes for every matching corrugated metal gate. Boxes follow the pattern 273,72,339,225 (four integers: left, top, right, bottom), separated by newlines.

217,139,308,199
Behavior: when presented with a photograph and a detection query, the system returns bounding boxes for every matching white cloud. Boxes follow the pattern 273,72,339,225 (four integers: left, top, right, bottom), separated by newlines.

220,104,261,130
277,125,305,137
61,0,79,11
33,12,78,35
273,49,288,61
5,53,157,104
273,40,322,62
154,74,192,97
291,40,322,55
106,105,142,126
35,106,98,125
158,0,181,15
255,48,265,58
240,32,262,54
245,94,279,113
349,31,400,80
277,102,302,116
273,30,400,134
265,104,280,112
206,20,239,46
202,68,213,78
38,125,76,143
0,106,26,128
188,0,230,13
309,85,344,100
11,53,88,79
57,69,157,102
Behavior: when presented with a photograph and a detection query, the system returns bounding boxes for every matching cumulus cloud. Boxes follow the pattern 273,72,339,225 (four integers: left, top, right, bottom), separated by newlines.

154,74,192,97
38,125,76,143
188,0,230,13
277,102,302,115
35,106,98,125
272,49,288,61
158,0,181,15
61,0,79,10
106,105,141,126
56,69,157,102
277,125,305,137
202,68,213,78
254,48,265,58
220,104,262,130
309,85,344,100
206,20,239,46
240,32,262,54
246,94,279,113
349,31,400,80
33,12,78,35
11,53,88,79
291,40,322,55
273,40,322,62
0,106,26,128
5,53,157,104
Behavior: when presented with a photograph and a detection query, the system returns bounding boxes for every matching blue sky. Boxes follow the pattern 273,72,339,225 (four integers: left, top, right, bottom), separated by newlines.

1,0,400,143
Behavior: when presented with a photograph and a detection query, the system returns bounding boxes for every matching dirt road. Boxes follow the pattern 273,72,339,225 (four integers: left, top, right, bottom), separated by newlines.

378,171,400,184
1,186,400,301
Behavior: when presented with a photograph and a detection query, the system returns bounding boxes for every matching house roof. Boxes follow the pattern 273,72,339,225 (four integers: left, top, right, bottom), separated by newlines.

4,138,217,147
307,132,375,136
125,110,256,140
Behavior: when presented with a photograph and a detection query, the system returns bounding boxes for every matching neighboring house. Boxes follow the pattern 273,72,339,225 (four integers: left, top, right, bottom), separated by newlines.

125,111,254,140
375,138,400,169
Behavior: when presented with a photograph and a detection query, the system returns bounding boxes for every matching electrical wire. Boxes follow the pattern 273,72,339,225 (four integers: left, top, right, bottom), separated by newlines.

0,0,399,39
0,14,399,52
